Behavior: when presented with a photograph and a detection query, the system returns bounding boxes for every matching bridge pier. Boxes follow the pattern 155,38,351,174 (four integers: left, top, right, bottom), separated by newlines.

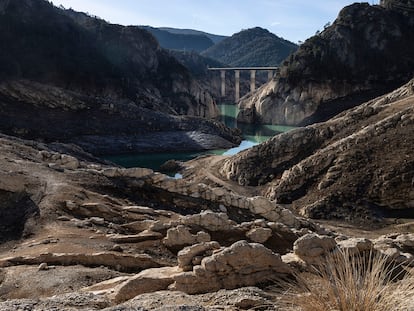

208,66,279,103
235,70,240,102
220,70,226,97
268,70,274,81
250,70,256,93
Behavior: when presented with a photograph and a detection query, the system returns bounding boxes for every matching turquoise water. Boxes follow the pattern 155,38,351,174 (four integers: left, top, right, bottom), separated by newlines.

104,104,296,170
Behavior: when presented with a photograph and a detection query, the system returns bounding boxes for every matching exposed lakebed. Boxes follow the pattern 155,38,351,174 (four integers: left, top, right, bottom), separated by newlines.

104,104,296,170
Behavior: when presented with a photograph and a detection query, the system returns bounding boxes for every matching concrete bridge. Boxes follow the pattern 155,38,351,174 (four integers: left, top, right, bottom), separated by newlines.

208,66,279,102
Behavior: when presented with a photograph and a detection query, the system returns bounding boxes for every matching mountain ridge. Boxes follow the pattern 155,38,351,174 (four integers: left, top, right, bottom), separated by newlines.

159,27,227,44
202,27,298,66
140,26,215,52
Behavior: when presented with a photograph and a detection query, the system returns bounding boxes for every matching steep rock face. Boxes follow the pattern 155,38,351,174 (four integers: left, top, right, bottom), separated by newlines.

0,0,217,118
220,79,414,220
0,80,240,153
0,0,241,153
202,27,297,67
238,2,414,125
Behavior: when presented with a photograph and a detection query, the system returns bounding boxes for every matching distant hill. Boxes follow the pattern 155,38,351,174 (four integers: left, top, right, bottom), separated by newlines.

202,27,298,66
159,27,227,44
140,26,214,52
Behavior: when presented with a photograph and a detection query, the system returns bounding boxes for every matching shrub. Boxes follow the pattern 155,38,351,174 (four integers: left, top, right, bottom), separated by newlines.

280,249,414,311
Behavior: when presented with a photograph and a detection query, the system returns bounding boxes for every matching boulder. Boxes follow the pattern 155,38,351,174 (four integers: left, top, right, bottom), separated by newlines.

293,233,336,264
171,240,291,294
337,238,373,255
163,225,211,248
110,267,182,303
177,242,221,271
246,228,272,243
182,210,236,232
60,154,80,169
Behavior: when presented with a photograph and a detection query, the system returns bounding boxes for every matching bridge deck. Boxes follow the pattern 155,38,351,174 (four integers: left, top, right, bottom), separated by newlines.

207,67,279,71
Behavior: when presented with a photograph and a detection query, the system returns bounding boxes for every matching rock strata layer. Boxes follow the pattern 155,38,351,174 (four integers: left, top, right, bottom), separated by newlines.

221,78,414,220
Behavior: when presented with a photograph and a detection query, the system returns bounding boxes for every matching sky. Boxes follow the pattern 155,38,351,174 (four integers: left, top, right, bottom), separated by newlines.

50,0,380,43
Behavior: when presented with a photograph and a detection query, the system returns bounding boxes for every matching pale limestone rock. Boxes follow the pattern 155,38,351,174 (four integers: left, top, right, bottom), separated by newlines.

248,196,274,215
182,210,236,232
177,242,221,271
150,220,178,232
101,168,122,178
65,200,77,210
110,267,182,303
246,228,272,243
0,252,160,272
337,238,373,255
395,233,414,248
122,167,153,178
293,233,336,264
120,220,157,233
171,240,291,294
89,217,105,226
280,209,297,227
211,187,226,198
151,173,169,184
373,235,395,250
108,230,163,244
163,225,211,248
82,276,130,293
60,154,80,169
121,206,156,215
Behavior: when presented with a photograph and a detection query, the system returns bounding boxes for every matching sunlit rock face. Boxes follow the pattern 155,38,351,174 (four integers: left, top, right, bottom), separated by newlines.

238,2,414,126
222,79,414,220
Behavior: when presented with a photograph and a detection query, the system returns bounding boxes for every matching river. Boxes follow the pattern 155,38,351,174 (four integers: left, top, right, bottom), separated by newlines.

104,104,296,170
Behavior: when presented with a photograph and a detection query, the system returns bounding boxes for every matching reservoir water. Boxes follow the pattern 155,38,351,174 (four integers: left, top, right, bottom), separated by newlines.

104,104,296,170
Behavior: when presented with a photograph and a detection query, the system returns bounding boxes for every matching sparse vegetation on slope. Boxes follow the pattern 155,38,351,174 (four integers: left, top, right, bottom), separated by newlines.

281,249,414,311
140,26,215,52
202,27,298,66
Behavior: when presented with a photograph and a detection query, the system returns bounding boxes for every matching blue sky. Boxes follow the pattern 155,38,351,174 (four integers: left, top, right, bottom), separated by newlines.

51,0,379,43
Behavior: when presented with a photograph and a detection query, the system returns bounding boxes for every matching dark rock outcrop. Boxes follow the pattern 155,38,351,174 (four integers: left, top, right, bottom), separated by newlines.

0,80,241,154
0,190,39,242
238,1,414,125
0,0,242,153
220,78,414,220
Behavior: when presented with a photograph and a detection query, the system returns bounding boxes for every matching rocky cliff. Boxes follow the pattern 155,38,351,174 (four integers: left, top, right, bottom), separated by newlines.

237,1,414,125
0,0,242,153
220,78,414,220
202,27,297,67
